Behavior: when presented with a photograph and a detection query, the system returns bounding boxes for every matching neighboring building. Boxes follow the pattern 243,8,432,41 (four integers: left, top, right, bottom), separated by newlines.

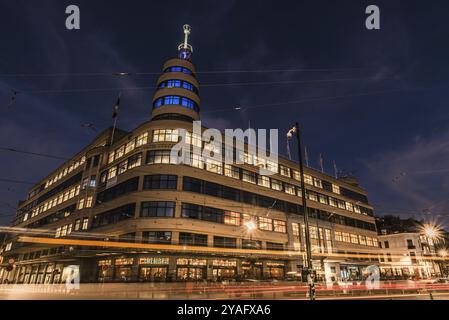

378,232,441,279
0,26,378,285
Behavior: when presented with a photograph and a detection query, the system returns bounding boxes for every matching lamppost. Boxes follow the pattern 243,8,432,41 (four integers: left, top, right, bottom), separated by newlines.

287,123,315,300
244,220,258,280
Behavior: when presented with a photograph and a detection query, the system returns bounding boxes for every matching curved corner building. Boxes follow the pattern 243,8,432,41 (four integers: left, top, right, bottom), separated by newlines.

0,26,379,284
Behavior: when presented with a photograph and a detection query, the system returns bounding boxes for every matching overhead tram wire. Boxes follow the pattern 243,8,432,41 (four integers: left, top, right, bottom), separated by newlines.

0,67,374,78
13,76,394,95
0,178,36,185
0,147,70,161
203,83,449,114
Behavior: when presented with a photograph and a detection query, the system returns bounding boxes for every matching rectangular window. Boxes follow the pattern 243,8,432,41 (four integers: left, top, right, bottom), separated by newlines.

118,160,128,174
284,183,296,195
147,150,176,164
242,239,262,250
279,165,291,177
304,174,313,185
346,202,354,212
271,179,283,191
313,178,322,188
259,217,273,231
292,170,300,181
140,201,175,218
342,232,350,243
74,219,81,231
82,218,89,230
224,211,241,226
350,234,359,244
107,166,117,180
136,132,148,147
242,170,257,184
308,191,318,202
125,140,135,154
266,242,284,251
152,129,179,142
273,220,286,233
205,159,223,174
115,145,125,159
179,232,208,247
143,175,177,190
128,153,142,169
142,231,172,244
257,175,270,188
335,231,343,242
224,165,240,179
292,223,301,250
359,235,367,245
332,184,340,194
318,194,328,205
214,236,237,248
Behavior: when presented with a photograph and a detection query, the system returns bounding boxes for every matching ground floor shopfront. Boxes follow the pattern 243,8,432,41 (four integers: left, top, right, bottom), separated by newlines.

379,264,441,280
1,255,291,284
96,256,289,282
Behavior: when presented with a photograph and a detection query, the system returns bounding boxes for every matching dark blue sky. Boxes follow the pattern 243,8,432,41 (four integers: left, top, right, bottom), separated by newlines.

1,0,449,226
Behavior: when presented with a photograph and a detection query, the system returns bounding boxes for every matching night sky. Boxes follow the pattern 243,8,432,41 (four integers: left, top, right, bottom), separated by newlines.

1,0,449,227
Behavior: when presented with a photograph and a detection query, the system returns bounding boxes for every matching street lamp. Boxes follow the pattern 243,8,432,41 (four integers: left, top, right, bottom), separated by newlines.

245,220,257,233
422,224,442,241
287,123,315,300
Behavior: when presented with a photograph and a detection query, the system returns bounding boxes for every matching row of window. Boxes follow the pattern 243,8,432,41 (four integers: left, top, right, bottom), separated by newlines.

158,79,198,94
181,203,287,233
55,217,89,238
335,231,378,247
144,148,372,217
91,203,136,228
101,153,143,182
44,156,86,190
153,96,199,112
26,185,81,221
25,204,76,229
96,177,139,204
108,132,148,164
182,176,377,232
150,129,369,205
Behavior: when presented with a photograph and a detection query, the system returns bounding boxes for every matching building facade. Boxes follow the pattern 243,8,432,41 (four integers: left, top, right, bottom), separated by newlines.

378,232,442,280
0,26,379,285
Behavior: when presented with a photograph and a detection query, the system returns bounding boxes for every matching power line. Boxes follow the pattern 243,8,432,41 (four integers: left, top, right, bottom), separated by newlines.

0,178,36,185
12,76,392,95
0,147,70,161
203,83,449,114
0,67,372,78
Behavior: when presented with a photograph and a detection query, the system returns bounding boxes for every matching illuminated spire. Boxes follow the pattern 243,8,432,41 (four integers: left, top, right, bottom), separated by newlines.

178,24,193,60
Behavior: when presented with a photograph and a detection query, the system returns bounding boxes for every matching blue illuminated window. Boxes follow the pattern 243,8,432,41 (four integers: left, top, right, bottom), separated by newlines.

158,80,198,93
153,95,199,112
164,66,193,75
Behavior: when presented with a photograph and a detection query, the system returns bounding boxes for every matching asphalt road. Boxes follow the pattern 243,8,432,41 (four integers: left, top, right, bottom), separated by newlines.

0,282,448,300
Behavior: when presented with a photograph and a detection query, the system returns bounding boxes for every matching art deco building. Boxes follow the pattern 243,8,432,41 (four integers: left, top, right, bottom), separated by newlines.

0,26,379,285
